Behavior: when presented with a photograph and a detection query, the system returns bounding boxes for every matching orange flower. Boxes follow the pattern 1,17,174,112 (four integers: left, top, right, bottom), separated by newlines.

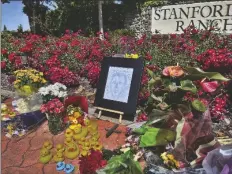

163,66,184,77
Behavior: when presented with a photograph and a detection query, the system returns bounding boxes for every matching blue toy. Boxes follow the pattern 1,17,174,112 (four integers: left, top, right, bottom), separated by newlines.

56,161,65,171
64,164,75,174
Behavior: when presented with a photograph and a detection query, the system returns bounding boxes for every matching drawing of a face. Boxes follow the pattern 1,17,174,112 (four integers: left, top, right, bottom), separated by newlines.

110,73,126,97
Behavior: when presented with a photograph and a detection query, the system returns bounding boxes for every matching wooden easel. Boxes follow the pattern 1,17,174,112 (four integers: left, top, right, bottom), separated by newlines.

95,107,124,124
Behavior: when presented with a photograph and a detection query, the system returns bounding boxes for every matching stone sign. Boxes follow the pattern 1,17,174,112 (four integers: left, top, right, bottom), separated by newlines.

151,1,232,34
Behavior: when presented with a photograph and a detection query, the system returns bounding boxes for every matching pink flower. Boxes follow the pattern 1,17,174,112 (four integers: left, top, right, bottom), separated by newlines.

162,67,170,76
54,108,61,114
200,81,219,93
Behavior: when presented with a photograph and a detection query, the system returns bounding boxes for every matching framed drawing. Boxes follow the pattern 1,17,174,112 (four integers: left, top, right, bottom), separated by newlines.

94,57,144,120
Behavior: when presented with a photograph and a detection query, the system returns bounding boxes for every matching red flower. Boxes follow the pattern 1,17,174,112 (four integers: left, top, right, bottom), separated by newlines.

1,49,7,54
8,53,16,62
1,61,6,69
65,29,70,34
145,53,152,61
79,150,105,174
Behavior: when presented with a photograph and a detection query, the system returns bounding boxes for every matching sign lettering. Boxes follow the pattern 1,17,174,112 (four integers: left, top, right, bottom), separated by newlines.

151,1,232,34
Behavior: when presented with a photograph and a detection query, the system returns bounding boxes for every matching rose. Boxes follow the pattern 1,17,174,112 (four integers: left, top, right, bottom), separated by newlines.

54,108,61,114
1,61,6,69
162,66,184,77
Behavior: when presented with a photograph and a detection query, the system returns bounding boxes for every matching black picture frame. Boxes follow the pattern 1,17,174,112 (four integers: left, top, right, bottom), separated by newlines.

94,57,144,120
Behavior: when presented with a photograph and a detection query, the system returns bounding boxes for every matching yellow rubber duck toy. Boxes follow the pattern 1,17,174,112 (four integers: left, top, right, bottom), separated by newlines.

53,152,64,162
64,143,79,159
73,126,88,141
73,124,82,134
94,143,103,151
64,137,74,147
43,141,53,150
78,137,85,145
56,144,65,153
69,124,78,131
39,148,52,164
88,120,98,131
81,149,90,157
84,119,90,126
92,136,99,142
73,111,81,118
7,124,14,136
65,128,74,138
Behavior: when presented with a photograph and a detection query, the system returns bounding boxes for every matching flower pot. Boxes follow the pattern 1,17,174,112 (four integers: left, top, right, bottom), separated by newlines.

46,113,64,135
16,85,38,97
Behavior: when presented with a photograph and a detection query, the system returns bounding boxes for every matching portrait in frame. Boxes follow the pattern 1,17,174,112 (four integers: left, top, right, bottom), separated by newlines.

94,57,144,120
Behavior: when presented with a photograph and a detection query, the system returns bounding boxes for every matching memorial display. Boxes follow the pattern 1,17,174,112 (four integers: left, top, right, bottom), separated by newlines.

94,57,144,120
1,22,232,174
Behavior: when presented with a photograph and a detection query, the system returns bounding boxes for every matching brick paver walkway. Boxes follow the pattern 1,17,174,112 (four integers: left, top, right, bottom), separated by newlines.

1,120,127,174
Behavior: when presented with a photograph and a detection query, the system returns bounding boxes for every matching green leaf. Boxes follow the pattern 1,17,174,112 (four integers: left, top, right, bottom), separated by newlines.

191,99,207,112
97,151,143,174
148,77,162,88
147,68,155,78
185,67,230,81
133,126,148,135
151,94,163,102
148,78,156,88
162,78,172,87
179,80,197,93
139,127,176,147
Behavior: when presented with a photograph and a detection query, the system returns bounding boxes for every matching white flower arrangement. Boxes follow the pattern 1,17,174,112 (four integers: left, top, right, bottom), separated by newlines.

39,83,68,100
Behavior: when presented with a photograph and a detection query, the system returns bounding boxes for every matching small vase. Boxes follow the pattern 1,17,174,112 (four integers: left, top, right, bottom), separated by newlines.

47,113,64,135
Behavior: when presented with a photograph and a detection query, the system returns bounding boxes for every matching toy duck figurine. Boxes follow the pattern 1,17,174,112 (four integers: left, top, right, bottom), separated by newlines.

73,111,81,118
53,152,64,162
6,124,14,136
91,136,99,142
78,137,85,145
81,149,90,157
69,124,78,131
56,144,65,153
94,143,103,151
93,134,100,140
39,148,53,164
43,141,53,150
65,128,74,138
84,119,90,126
89,119,98,130
64,143,79,159
84,142,90,149
73,126,88,141
1,104,8,113
73,124,82,134
65,137,74,147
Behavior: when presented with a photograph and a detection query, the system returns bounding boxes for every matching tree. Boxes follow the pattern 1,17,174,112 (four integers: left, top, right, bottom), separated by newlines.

3,25,7,31
1,0,10,4
22,0,49,34
17,24,23,32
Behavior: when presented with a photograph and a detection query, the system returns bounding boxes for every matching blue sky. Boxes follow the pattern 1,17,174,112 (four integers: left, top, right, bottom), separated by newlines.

2,1,56,31
2,1,30,31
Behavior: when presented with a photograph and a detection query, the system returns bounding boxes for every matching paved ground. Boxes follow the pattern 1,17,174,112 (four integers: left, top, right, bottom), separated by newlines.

1,120,127,174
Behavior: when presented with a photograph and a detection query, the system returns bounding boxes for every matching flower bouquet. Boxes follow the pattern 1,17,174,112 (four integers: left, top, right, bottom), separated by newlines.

39,82,67,103
135,65,230,168
40,98,65,135
13,69,47,96
63,96,89,124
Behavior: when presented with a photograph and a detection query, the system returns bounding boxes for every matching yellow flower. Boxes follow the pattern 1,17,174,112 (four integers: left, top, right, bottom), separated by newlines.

39,72,43,76
167,154,175,160
42,79,47,83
